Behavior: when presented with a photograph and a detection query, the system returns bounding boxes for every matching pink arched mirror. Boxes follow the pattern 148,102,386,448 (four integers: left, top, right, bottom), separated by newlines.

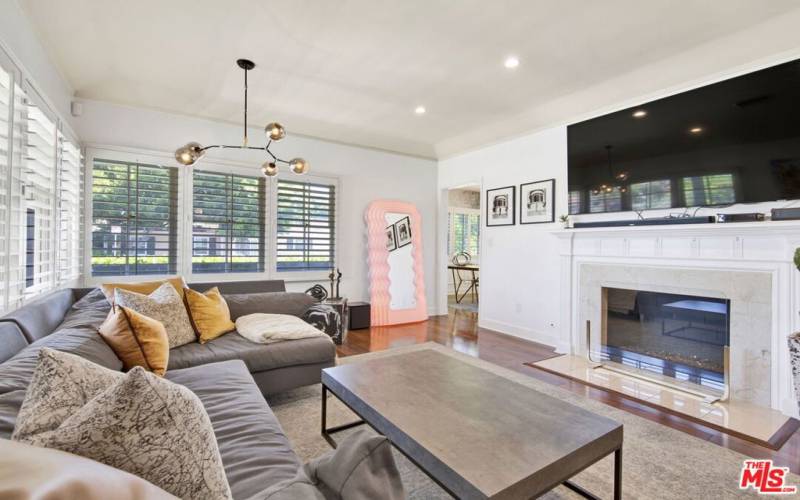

366,200,428,326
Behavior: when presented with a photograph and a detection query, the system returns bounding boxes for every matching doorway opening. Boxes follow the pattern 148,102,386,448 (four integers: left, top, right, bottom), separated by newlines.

446,185,480,314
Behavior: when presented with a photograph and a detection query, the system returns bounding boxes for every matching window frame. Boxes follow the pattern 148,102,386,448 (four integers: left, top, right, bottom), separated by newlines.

83,146,339,285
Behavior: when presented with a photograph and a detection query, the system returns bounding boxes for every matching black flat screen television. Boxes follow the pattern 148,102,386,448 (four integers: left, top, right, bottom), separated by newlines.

567,58,800,215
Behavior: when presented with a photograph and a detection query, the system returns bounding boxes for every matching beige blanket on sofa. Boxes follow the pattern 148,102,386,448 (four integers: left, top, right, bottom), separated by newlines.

235,313,330,344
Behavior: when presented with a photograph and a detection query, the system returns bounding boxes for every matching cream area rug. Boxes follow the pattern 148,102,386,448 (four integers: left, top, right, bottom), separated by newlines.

267,343,796,499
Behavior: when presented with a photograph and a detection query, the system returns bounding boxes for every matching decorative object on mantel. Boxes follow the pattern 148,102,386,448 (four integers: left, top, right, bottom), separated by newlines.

486,186,515,227
559,214,570,229
520,179,555,224
304,284,328,302
174,59,309,177
452,251,471,266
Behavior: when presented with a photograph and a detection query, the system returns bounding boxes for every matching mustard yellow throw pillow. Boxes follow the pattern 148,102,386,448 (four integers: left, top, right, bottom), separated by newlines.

98,306,169,376
184,287,235,343
100,277,187,305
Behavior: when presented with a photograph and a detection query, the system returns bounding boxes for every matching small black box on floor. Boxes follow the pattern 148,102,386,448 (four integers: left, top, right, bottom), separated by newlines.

348,302,371,330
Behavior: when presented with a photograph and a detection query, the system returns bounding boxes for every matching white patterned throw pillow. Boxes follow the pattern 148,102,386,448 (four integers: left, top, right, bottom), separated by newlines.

115,282,196,348
12,348,123,442
29,367,232,500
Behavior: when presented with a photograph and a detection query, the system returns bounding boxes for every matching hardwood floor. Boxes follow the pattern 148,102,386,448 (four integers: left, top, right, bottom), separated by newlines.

338,308,800,474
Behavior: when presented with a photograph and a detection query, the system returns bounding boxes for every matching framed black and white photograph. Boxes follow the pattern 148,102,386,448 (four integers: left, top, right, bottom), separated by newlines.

385,225,397,251
486,186,515,226
520,179,555,224
395,216,412,248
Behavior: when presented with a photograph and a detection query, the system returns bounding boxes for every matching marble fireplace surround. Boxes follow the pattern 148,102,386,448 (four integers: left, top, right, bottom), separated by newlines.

554,221,800,418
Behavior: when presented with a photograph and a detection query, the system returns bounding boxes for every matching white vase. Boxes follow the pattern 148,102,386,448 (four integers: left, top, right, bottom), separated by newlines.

789,332,800,413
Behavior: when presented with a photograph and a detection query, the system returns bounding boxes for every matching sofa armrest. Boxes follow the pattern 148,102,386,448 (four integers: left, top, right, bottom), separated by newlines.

301,304,344,344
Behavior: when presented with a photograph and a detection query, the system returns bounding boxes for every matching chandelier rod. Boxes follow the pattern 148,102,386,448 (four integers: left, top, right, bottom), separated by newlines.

243,62,248,146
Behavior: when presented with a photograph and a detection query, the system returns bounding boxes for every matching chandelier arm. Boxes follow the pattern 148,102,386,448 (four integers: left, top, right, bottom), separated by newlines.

199,144,269,152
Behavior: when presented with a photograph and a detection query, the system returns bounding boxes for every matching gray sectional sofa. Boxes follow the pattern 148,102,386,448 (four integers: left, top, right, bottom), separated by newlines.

0,279,337,499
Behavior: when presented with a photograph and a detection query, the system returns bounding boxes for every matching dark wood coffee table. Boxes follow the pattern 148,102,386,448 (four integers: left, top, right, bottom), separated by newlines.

321,347,623,499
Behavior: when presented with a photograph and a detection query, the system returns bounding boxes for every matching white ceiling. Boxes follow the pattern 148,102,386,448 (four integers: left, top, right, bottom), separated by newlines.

19,0,800,159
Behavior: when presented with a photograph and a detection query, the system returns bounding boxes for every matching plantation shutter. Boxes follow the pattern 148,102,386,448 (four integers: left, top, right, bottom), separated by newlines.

0,66,10,309
4,75,27,309
56,132,81,284
21,94,57,294
276,179,335,272
192,170,266,273
91,159,178,276
448,211,479,258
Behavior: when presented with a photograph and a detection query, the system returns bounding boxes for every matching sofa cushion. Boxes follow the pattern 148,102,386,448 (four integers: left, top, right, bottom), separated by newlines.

185,287,235,343
224,292,316,320
1,288,75,343
98,306,170,376
12,348,123,442
168,332,335,373
32,367,231,500
166,360,301,500
0,322,27,363
115,283,196,348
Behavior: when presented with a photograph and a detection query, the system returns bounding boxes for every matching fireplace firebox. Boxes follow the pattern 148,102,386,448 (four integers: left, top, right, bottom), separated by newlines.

598,287,730,392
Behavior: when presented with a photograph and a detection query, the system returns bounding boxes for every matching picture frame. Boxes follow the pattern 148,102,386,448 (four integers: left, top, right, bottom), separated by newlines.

520,179,555,224
395,216,412,248
486,186,515,226
385,225,397,252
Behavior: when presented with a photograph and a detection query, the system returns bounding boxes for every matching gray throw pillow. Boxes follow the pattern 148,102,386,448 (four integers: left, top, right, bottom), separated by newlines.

30,366,232,500
115,282,196,348
12,347,123,442
262,428,404,500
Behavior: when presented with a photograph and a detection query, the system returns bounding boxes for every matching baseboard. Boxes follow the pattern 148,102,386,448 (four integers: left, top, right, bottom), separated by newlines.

478,317,569,352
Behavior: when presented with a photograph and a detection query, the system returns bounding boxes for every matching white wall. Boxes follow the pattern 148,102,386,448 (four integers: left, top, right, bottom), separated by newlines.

0,0,76,135
439,126,569,350
74,100,439,309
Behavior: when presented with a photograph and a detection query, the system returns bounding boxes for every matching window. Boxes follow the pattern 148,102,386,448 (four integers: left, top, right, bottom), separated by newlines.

589,189,622,213
630,179,671,210
192,170,266,273
276,179,336,272
91,159,178,276
682,173,735,206
447,210,479,258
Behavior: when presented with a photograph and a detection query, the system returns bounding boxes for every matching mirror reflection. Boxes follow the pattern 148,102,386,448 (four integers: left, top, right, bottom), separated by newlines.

385,212,416,310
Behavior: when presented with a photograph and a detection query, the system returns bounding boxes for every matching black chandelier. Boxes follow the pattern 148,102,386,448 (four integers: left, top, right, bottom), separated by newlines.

174,59,308,176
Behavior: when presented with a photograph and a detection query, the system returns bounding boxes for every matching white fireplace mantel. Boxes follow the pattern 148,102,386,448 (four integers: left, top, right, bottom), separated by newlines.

551,220,800,417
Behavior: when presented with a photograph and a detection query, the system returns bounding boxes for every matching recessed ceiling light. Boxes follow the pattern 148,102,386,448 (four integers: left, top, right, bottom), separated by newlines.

414,106,426,115
632,109,647,118
504,56,520,69
689,126,704,134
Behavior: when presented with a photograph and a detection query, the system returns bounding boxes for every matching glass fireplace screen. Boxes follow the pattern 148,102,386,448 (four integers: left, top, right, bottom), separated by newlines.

600,287,730,392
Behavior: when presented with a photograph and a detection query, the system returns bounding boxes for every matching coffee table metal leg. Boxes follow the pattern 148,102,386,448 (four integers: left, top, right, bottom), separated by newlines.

320,383,366,449
614,446,622,500
561,446,622,500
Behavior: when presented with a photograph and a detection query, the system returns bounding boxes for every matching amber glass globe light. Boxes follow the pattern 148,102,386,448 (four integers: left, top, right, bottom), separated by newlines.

265,122,286,141
262,161,278,177
289,158,309,174
174,142,204,166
